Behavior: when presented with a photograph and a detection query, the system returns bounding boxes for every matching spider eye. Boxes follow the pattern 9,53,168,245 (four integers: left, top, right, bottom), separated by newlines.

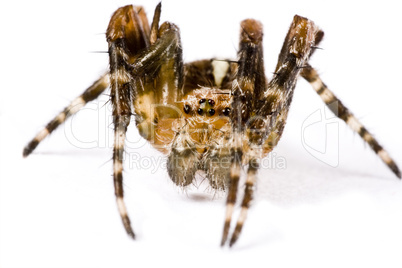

197,108,203,115
208,109,215,116
183,105,191,114
199,99,206,104
208,99,215,106
223,107,231,116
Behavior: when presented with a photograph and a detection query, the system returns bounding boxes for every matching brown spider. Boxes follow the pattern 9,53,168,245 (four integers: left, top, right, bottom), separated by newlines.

23,3,400,247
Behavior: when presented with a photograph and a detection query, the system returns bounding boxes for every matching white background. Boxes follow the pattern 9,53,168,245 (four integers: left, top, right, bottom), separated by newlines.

1,0,402,267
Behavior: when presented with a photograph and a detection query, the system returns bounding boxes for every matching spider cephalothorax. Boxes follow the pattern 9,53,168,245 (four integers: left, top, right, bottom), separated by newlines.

23,3,400,247
168,68,235,189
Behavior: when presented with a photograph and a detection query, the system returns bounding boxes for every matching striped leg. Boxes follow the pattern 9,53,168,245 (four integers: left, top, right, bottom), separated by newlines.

23,73,109,157
112,118,134,238
108,42,136,238
222,16,318,247
301,66,401,178
221,136,242,246
107,3,186,238
107,31,136,238
106,4,154,239
221,18,266,247
229,157,259,247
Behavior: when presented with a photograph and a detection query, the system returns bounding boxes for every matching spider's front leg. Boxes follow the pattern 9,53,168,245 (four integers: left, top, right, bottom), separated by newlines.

221,18,267,247
221,16,319,247
106,4,154,238
106,3,185,238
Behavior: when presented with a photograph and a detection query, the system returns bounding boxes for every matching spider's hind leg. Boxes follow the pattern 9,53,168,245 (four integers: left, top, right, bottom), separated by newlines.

300,29,400,178
23,73,109,157
301,65,401,178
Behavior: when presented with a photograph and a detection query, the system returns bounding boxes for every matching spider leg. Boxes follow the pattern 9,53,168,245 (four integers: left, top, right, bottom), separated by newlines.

106,4,155,239
228,157,259,247
220,132,241,246
107,3,187,238
221,18,267,246
128,21,184,104
23,2,159,158
222,16,318,247
128,17,188,187
22,73,109,157
301,65,401,178
300,30,400,178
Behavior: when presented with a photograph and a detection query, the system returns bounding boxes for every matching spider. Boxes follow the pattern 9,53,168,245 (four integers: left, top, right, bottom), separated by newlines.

23,3,401,247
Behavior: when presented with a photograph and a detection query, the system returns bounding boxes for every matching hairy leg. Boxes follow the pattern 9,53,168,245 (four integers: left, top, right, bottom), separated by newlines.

300,29,400,178
23,73,109,157
301,65,401,178
106,4,153,238
222,15,318,247
107,3,188,237
221,18,266,246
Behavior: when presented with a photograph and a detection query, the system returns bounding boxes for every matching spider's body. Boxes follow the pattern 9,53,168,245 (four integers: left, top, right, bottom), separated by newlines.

136,59,234,155
23,3,400,247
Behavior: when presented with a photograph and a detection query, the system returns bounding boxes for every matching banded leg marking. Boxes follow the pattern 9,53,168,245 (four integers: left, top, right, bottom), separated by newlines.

107,3,149,238
301,66,401,178
23,73,109,157
113,122,135,238
108,43,136,238
221,134,242,246
229,158,259,247
222,16,319,247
